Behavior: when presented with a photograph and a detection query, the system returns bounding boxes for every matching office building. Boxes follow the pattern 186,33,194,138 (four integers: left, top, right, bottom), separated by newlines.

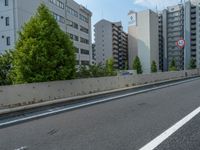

0,0,92,66
94,19,128,70
128,10,159,73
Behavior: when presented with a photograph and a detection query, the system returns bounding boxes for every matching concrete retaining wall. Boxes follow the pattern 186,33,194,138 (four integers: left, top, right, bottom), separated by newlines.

0,69,199,108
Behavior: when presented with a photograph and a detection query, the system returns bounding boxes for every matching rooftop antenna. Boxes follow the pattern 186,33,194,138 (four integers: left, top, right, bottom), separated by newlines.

156,5,158,13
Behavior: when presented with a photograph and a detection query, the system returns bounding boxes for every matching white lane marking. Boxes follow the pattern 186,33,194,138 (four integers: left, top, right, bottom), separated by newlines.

0,77,199,128
14,146,28,150
139,106,200,150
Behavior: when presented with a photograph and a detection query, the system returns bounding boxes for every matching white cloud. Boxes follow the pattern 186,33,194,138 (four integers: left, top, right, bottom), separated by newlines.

133,0,180,10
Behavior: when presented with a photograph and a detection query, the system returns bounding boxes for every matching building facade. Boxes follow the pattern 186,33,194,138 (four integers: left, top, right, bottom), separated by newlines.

92,43,96,64
94,19,128,70
0,0,92,66
128,10,159,74
185,0,200,69
159,0,200,71
159,4,185,71
158,13,164,71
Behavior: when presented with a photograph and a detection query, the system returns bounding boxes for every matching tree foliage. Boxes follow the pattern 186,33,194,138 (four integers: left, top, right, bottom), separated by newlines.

124,61,128,70
169,58,177,71
151,60,157,73
76,59,117,78
76,64,105,78
11,4,76,84
133,56,143,74
189,58,196,69
0,51,13,85
105,58,115,76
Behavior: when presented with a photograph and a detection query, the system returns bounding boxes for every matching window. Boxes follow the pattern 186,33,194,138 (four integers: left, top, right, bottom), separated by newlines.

5,17,9,26
81,49,89,55
80,37,89,44
67,7,78,17
6,37,10,46
81,60,90,65
5,0,8,6
66,20,78,29
68,33,79,41
75,47,79,53
52,12,64,23
74,35,79,41
79,14,89,23
80,26,89,34
49,0,64,9
69,33,73,40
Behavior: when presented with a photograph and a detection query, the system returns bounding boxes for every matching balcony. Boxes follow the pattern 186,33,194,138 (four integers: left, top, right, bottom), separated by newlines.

168,22,183,28
191,46,196,49
168,32,182,38
191,9,196,14
113,44,118,49
191,20,196,24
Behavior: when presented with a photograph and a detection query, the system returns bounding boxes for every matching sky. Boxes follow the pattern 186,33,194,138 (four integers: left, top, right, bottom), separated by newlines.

74,0,181,42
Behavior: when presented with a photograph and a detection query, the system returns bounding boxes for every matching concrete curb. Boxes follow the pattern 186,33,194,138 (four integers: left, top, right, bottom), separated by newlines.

0,76,198,116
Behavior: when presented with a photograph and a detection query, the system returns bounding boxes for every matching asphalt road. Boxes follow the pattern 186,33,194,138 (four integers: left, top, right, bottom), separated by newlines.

155,113,200,150
0,78,200,150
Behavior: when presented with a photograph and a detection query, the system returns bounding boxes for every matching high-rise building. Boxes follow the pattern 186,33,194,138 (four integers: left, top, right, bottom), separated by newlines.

94,19,128,70
159,4,185,71
128,10,159,73
185,0,200,69
0,0,92,66
159,0,200,71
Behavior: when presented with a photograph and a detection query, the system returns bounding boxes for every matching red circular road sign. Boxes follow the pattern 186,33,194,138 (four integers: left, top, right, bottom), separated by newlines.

176,38,185,49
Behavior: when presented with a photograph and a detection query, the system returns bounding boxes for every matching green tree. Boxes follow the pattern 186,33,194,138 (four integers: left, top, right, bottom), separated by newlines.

124,61,128,70
88,64,107,77
169,58,177,71
151,60,157,73
189,58,196,69
77,65,90,78
133,56,143,74
0,51,13,85
106,58,115,76
76,61,117,79
11,4,75,84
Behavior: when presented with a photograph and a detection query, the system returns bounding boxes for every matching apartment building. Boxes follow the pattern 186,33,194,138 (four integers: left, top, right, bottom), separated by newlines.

94,19,128,70
159,4,184,71
0,0,92,66
159,0,200,70
185,0,200,69
128,10,159,74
